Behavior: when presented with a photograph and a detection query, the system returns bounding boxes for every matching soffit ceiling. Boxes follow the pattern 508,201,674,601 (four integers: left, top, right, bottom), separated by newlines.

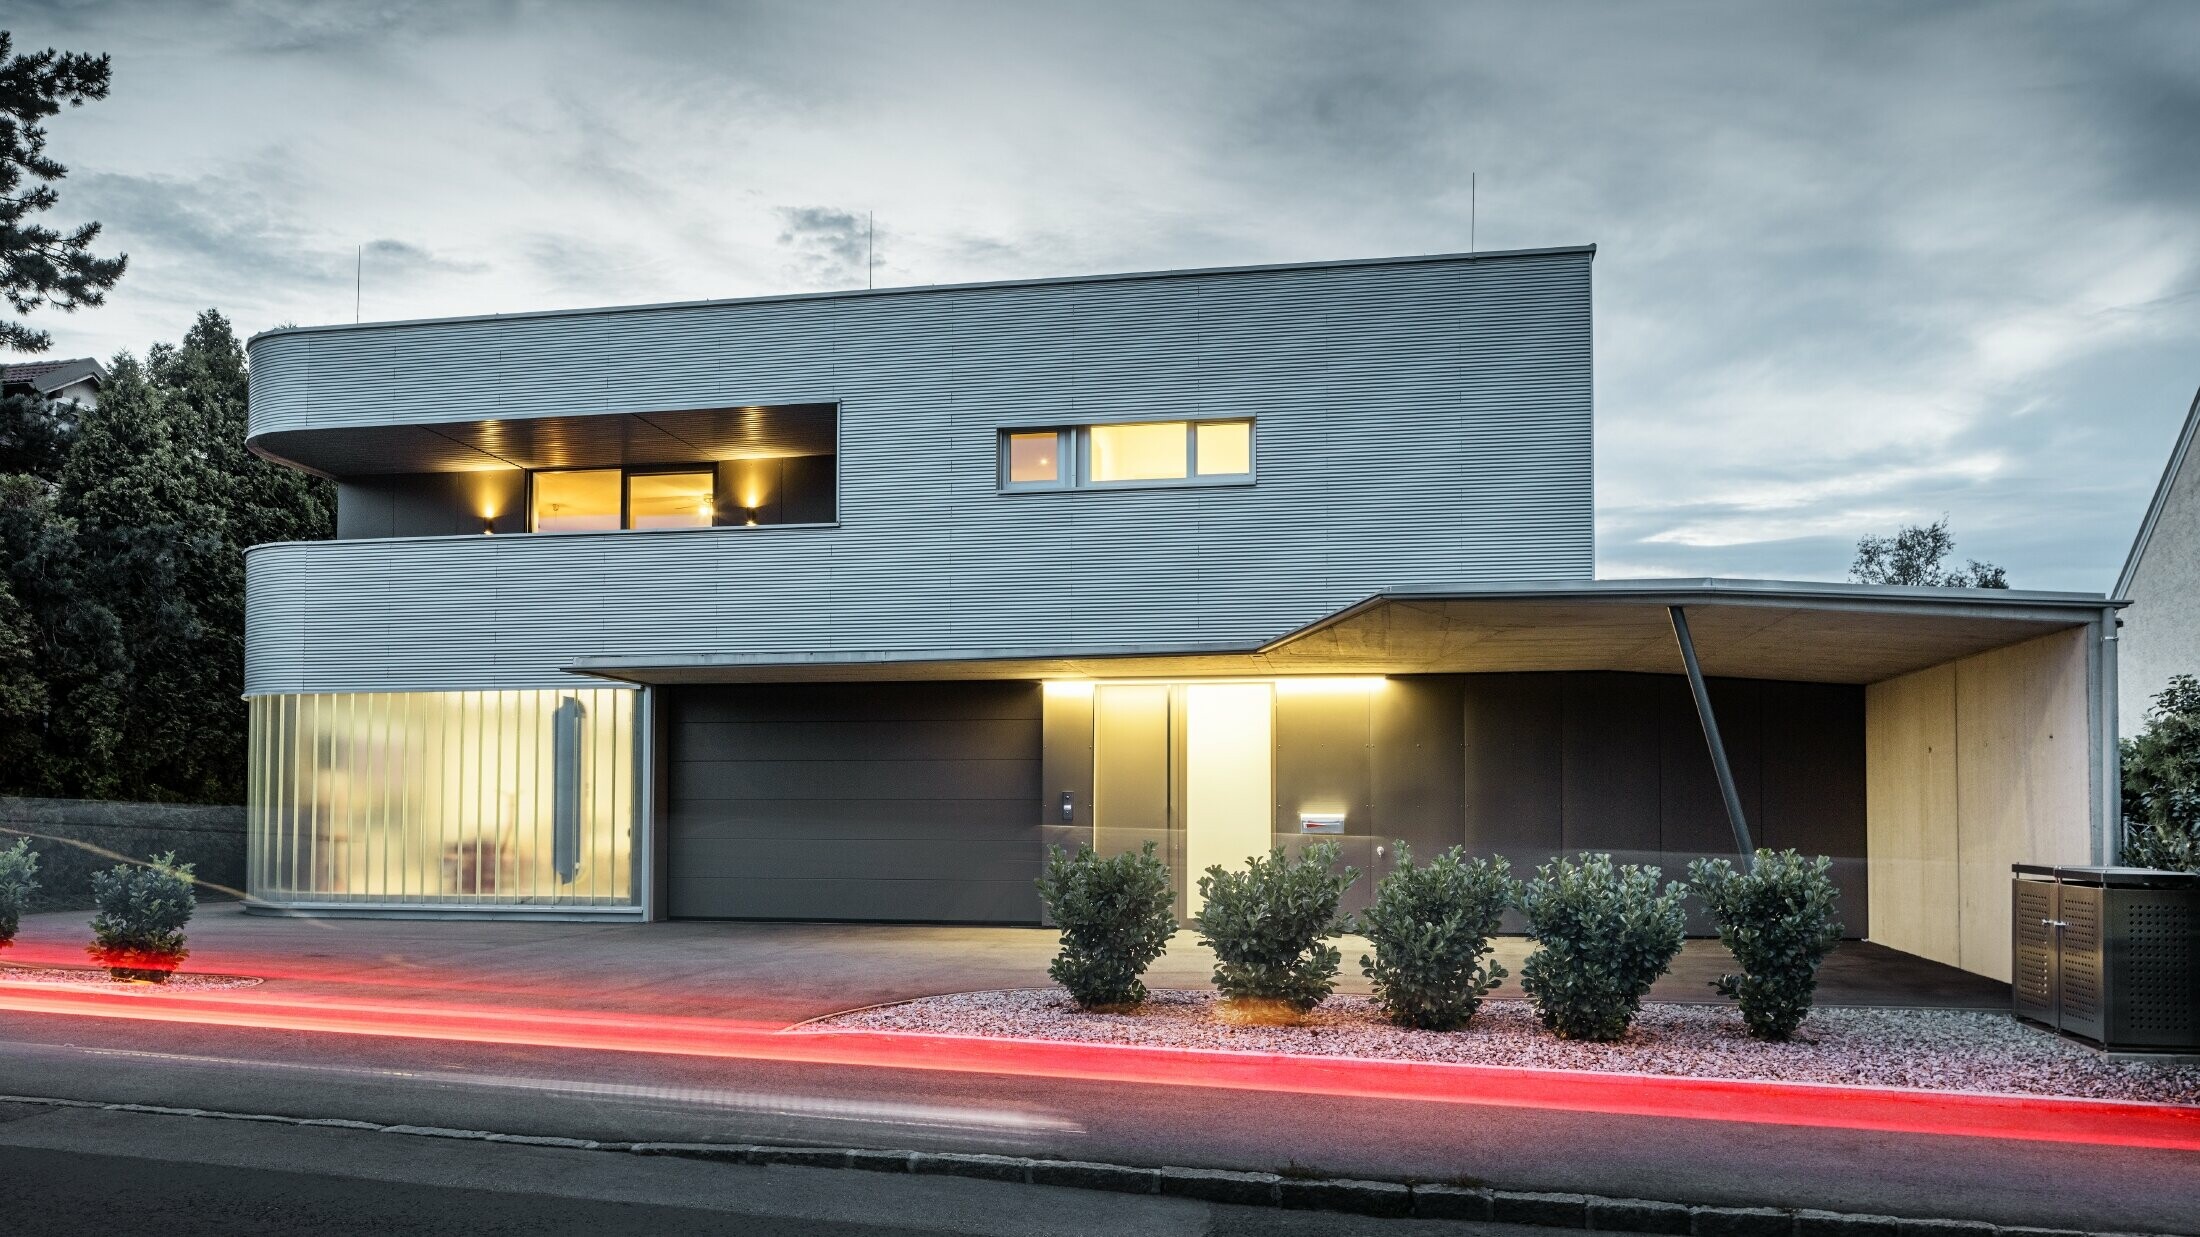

570,592,2103,688
252,404,837,476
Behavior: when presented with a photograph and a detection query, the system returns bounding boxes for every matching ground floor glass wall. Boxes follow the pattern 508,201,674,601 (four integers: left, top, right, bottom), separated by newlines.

247,689,639,909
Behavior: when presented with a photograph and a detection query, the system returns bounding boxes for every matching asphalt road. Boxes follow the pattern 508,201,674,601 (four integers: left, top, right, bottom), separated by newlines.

1,1009,2195,1234
0,1101,1569,1237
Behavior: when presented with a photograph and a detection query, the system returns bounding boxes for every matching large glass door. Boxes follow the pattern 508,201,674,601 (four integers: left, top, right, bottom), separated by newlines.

1091,682,1275,920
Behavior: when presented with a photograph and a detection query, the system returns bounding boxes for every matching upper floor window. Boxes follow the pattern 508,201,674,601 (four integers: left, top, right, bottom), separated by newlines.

529,466,718,532
531,469,622,532
627,470,715,530
1000,419,1253,492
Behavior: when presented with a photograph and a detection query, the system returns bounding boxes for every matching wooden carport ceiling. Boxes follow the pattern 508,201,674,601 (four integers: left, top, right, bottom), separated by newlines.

570,581,2114,688
1261,596,2087,684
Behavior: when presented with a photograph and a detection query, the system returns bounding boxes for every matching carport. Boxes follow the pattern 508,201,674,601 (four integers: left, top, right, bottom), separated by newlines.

577,579,2123,982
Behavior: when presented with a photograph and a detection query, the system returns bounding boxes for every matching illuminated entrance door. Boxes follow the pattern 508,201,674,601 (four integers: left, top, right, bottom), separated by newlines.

1091,682,1275,920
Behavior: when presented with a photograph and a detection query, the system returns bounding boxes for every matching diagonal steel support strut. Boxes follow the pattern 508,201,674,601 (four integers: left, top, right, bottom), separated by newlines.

1669,605,1756,868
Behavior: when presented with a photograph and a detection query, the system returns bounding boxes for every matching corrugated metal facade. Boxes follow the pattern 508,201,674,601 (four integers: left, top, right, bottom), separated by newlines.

246,249,1594,694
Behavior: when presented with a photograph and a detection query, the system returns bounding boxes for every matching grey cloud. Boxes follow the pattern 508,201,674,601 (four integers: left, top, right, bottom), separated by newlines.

775,207,870,288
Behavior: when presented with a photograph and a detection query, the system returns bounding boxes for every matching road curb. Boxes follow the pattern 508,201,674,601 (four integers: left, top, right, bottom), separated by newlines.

0,1093,2181,1237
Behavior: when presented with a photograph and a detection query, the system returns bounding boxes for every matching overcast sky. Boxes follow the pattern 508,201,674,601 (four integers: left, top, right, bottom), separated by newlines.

12,0,2199,591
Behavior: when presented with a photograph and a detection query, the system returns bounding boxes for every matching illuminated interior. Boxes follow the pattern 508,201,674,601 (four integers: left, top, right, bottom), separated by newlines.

1183,682,1275,914
530,469,622,532
1006,431,1063,484
1195,420,1253,476
247,689,638,908
627,471,715,530
1088,421,1191,482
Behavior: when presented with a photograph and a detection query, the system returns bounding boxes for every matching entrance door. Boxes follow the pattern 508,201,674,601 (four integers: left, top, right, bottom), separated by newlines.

1090,682,1274,919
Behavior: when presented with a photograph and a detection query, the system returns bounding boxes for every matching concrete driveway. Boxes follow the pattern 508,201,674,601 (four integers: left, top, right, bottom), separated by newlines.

3,903,2006,1025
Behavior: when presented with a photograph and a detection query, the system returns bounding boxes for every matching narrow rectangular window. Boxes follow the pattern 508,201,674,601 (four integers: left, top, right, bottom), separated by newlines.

626,470,715,530
1194,421,1252,476
1005,430,1067,486
530,469,622,532
1088,421,1190,482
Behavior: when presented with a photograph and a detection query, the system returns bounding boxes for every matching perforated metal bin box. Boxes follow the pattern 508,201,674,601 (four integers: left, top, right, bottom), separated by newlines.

2013,864,2200,1052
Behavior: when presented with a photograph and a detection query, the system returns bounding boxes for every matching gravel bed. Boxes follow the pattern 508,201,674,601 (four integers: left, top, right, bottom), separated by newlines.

814,988,2200,1105
0,963,262,991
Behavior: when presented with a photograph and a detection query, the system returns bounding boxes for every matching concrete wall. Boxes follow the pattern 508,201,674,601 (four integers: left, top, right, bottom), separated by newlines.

1865,628,2095,981
0,796,246,910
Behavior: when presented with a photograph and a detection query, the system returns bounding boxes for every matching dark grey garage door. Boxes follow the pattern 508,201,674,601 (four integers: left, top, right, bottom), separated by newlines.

666,681,1043,923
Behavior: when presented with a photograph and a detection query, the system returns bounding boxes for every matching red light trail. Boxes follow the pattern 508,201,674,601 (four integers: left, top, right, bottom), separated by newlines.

2,982,2195,1153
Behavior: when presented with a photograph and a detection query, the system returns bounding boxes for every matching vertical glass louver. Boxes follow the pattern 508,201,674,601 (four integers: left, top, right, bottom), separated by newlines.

246,689,638,909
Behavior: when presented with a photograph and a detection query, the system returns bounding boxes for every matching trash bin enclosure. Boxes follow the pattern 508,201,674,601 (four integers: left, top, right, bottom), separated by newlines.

2013,865,2200,1052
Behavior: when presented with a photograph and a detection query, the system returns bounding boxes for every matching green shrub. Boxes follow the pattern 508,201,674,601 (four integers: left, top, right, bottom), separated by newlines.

2122,674,2200,872
1035,842,1179,1011
86,852,195,981
1688,850,1844,1041
0,837,39,950
1358,845,1515,1030
1195,840,1359,1017
1519,853,1686,1041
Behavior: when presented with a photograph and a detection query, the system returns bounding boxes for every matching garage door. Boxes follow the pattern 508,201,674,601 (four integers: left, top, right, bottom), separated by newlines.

666,681,1043,922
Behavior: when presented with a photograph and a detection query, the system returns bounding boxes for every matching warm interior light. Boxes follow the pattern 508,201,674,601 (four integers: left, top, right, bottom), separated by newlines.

1041,680,1096,698
743,508,759,527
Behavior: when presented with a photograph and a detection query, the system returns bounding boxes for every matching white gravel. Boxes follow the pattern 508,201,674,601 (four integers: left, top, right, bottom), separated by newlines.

0,963,262,991
814,989,2200,1105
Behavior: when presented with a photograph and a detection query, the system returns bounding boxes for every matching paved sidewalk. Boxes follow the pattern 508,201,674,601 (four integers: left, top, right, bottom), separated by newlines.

4,903,2007,1024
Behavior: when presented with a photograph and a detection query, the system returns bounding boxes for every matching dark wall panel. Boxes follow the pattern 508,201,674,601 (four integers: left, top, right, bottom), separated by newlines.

1449,671,1864,937
337,471,525,539
1373,676,1466,862
1758,679,1868,931
1274,689,1373,834
667,681,1043,923
1462,673,1562,859
1560,673,1663,858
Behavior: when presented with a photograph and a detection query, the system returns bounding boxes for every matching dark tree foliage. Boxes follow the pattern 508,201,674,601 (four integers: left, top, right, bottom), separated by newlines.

1,32,126,354
2122,675,2200,872
1849,517,2008,589
0,310,333,804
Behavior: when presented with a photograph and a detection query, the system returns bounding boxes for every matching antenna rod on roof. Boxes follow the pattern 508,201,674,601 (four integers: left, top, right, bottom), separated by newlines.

867,211,875,290
1470,173,1477,254
355,245,362,323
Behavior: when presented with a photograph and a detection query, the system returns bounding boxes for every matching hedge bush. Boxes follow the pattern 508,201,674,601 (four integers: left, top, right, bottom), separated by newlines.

1035,842,1178,1011
1688,850,1844,1041
1519,853,1686,1041
87,852,195,981
1358,845,1515,1030
0,837,38,950
1196,840,1358,1017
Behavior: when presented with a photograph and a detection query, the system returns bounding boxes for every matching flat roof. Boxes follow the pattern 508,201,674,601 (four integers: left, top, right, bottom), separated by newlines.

249,244,1597,344
568,577,2114,688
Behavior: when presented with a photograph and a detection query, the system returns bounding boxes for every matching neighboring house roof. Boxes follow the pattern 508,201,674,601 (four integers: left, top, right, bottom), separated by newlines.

2116,385,2200,600
0,357,106,397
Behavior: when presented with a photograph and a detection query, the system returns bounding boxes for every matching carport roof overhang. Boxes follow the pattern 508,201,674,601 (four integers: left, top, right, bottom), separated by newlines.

566,578,2122,688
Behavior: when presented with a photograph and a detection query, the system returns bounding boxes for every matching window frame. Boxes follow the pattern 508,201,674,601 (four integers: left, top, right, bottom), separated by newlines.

622,465,719,531
998,418,1254,494
999,428,1076,491
527,467,626,534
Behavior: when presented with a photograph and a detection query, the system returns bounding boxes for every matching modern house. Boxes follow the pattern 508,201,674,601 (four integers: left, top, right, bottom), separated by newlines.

243,246,2121,982
2114,385,2200,738
2,357,105,410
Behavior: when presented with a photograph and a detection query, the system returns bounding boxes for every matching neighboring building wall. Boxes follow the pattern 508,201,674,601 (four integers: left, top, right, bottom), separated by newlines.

245,250,1594,695
2118,401,2200,737
1865,627,2096,982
